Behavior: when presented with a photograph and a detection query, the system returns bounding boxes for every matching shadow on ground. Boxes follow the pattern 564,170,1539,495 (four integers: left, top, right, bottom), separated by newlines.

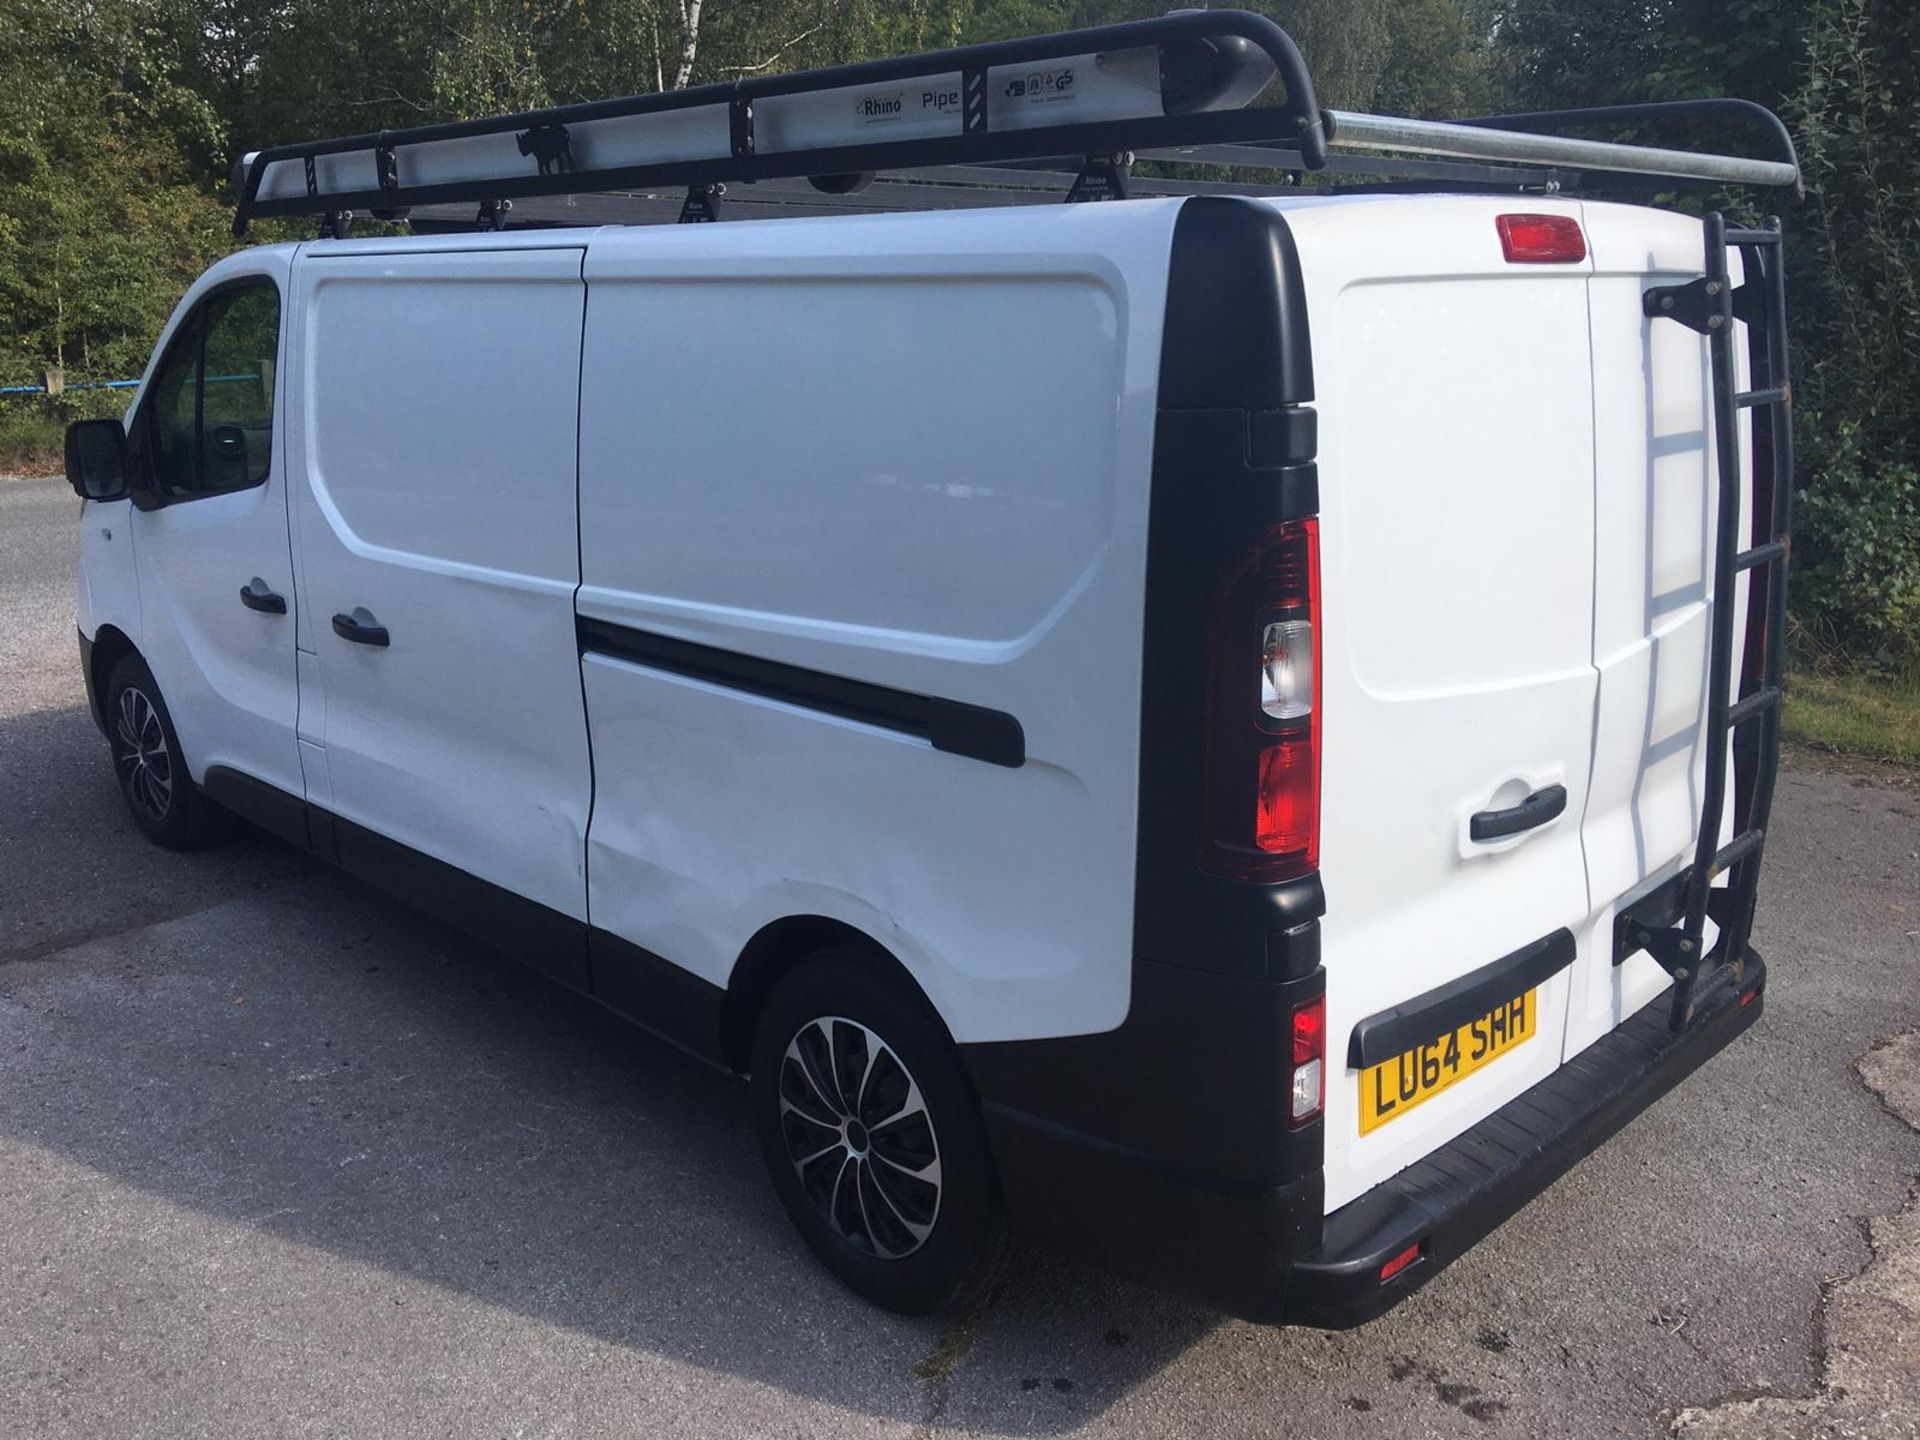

0,674,1220,1431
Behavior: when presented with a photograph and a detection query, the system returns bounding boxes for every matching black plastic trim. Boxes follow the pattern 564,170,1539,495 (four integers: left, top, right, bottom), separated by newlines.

1347,929,1575,1070
588,929,729,1068
1134,197,1320,984
330,813,591,991
577,616,1024,769
965,959,1324,1191
978,1100,1321,1322
184,767,734,1064
202,764,317,852
1289,955,1766,1327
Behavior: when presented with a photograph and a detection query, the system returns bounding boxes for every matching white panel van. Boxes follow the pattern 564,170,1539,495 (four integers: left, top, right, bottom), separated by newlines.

63,13,1799,1324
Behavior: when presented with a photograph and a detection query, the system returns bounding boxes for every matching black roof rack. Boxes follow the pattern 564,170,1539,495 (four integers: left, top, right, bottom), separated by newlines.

231,9,1801,238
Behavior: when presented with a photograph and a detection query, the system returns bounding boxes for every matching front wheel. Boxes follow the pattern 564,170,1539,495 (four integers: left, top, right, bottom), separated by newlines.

104,653,222,849
750,948,1008,1315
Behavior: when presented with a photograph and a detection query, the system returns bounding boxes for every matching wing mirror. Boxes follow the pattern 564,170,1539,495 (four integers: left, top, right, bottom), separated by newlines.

65,418,130,502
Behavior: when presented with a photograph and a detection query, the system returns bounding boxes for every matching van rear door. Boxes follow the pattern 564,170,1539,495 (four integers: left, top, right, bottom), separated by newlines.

1278,198,1602,1212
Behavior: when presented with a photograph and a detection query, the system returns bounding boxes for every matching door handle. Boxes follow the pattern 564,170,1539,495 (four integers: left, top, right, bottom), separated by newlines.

331,608,390,648
239,578,287,614
1471,783,1567,842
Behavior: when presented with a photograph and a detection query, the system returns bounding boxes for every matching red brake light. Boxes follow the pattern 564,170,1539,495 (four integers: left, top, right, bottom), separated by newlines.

1496,213,1587,264
1257,739,1315,854
1200,518,1321,882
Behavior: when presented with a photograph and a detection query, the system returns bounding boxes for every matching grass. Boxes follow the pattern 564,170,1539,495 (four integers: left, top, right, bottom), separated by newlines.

0,406,67,474
1783,663,1920,766
0,394,129,474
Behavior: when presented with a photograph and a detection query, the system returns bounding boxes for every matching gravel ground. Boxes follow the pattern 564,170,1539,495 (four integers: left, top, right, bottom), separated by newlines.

2,471,1916,1439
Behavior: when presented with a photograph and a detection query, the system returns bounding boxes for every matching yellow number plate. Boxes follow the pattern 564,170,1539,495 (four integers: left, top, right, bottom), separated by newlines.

1359,989,1537,1135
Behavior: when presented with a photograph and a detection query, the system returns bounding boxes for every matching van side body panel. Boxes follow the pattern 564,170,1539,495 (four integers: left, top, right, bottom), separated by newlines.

575,204,1178,1045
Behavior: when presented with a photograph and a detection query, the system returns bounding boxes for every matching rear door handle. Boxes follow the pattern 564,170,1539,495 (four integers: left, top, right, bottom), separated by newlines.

331,608,390,648
1471,783,1567,842
239,578,286,615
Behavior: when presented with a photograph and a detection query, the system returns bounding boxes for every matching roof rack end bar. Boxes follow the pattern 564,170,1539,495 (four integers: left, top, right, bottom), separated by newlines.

1324,110,1801,191
231,9,1326,236
1462,100,1803,198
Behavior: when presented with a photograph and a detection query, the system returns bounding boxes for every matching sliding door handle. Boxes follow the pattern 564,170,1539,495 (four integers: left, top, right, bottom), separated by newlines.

331,607,390,648
1471,783,1567,842
239,578,286,614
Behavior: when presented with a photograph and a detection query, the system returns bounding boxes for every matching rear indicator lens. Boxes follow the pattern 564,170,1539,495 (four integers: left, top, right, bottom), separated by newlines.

1496,213,1588,264
1380,1241,1423,1283
1200,519,1321,882
1261,618,1314,720
1290,994,1326,1126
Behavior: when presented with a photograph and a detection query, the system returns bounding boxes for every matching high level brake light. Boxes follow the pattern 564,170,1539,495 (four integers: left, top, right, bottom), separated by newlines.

1496,213,1588,264
1201,518,1321,883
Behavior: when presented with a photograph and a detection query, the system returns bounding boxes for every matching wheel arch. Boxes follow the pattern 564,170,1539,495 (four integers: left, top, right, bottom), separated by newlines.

86,624,139,735
721,915,948,1074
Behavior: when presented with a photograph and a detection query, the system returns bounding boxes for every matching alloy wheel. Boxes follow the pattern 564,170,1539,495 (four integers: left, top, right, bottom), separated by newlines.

778,1016,943,1259
114,686,173,822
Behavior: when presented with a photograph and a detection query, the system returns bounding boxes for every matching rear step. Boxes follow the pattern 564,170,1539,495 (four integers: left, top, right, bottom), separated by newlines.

1635,213,1795,1029
1284,952,1766,1328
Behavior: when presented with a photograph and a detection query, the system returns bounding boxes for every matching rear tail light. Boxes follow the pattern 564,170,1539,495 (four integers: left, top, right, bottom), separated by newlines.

1201,518,1321,882
1290,993,1325,1126
1496,213,1587,264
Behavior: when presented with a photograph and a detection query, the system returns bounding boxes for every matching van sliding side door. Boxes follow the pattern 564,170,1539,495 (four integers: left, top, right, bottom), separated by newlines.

285,245,595,986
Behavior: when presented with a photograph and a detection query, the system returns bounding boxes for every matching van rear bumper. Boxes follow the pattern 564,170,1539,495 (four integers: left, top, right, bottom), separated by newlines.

981,953,1765,1327
1289,951,1767,1326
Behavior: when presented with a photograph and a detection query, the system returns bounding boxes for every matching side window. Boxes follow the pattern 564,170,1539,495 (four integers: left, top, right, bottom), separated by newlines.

200,287,279,491
135,281,280,502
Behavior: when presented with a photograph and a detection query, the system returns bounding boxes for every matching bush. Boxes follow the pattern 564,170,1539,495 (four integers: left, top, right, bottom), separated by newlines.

1792,417,1920,670
1786,0,1920,671
0,391,129,474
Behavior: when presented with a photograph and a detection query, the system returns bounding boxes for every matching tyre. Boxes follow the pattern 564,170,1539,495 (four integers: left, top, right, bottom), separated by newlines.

750,947,1008,1315
104,652,222,849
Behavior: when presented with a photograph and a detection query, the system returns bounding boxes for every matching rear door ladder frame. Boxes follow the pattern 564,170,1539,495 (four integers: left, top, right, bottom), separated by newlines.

1637,212,1793,1029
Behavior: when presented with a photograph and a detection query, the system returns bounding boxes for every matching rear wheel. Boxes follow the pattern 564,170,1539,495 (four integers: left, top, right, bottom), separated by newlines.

104,653,221,849
750,948,1007,1314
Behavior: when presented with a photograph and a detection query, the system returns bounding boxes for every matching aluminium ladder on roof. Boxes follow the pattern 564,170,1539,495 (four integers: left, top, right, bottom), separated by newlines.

1638,215,1795,1030
229,8,1800,237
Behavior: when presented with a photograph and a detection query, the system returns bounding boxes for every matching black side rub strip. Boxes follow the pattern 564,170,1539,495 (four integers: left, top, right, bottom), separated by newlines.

576,616,1025,769
1348,929,1575,1069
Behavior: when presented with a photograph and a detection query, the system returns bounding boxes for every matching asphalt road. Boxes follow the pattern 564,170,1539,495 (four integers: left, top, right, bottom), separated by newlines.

2,471,1916,1439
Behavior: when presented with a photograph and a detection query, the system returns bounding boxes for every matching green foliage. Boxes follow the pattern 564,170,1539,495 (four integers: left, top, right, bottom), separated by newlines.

0,0,1914,671
0,0,230,392
1794,419,1920,666
1786,0,1920,667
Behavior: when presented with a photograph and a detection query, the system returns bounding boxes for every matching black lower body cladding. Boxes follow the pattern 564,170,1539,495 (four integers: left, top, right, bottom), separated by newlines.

965,953,1766,1325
